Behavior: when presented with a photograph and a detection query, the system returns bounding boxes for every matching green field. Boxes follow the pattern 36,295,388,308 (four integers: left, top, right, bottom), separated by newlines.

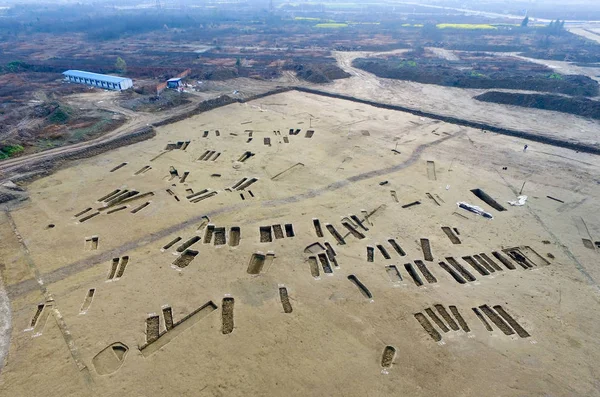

315,23,349,28
294,17,321,21
436,23,497,30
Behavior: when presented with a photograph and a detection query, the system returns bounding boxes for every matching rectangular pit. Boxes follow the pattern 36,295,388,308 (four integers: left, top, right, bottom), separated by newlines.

172,250,199,269
260,226,273,243
471,188,507,212
247,253,266,274
229,227,241,247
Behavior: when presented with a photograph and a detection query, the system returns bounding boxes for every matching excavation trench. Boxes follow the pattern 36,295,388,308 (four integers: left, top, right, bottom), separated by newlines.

6,129,466,299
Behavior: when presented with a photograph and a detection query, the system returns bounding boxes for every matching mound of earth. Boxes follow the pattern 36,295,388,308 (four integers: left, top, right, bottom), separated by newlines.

352,57,599,96
202,68,239,81
1,100,125,159
288,63,351,83
474,91,600,120
120,89,191,112
521,49,600,64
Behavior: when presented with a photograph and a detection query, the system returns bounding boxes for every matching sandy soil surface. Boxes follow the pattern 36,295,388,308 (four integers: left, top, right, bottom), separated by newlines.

329,51,600,148
426,47,460,61
0,90,599,396
570,28,600,44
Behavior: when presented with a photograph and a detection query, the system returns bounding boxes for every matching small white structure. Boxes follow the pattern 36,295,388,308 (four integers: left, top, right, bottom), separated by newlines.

62,70,133,91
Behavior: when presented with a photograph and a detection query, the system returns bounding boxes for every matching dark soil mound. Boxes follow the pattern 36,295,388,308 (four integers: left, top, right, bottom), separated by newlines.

289,63,351,84
121,89,191,112
352,57,599,96
521,49,600,64
202,68,238,81
474,91,600,120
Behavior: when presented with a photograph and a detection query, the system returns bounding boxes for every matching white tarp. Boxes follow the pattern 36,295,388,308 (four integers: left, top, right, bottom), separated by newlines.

457,202,493,219
507,195,528,206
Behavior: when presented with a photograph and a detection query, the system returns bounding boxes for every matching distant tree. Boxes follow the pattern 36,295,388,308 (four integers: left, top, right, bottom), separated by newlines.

520,15,529,28
4,60,29,73
115,57,127,73
547,19,565,35
235,57,242,73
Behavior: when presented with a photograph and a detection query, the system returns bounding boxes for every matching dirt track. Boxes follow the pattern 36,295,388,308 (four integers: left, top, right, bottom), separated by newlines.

0,78,295,181
0,92,203,178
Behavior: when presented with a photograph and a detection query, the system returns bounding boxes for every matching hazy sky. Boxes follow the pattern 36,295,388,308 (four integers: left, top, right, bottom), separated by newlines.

0,0,599,5
2,0,600,19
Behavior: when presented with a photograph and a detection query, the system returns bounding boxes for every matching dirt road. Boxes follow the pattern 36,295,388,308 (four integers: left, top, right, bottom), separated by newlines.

0,93,204,178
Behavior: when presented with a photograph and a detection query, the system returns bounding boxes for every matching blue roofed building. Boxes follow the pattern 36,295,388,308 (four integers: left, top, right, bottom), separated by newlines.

62,70,133,91
167,77,183,89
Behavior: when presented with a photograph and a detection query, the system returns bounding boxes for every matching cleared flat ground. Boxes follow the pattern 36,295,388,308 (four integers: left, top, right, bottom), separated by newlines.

570,27,600,44
330,51,600,148
1,91,600,396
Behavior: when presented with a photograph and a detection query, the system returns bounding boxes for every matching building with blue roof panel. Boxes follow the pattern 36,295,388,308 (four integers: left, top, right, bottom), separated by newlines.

62,70,133,91
167,78,183,89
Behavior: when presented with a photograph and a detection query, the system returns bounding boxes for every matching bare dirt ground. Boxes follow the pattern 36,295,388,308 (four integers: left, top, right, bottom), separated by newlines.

570,27,600,44
511,52,600,83
329,51,600,148
3,45,599,181
0,87,230,178
426,47,460,61
0,90,599,396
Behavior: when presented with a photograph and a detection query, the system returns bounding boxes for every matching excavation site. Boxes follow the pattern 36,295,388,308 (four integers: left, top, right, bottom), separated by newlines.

1,88,599,396
1,1,600,396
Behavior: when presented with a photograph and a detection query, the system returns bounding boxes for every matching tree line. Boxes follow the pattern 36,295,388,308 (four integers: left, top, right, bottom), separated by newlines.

521,15,566,35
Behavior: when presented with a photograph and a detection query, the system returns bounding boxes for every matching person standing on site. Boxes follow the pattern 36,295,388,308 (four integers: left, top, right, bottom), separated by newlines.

523,144,528,152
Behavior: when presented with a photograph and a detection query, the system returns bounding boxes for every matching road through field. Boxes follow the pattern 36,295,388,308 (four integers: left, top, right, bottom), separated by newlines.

0,93,204,178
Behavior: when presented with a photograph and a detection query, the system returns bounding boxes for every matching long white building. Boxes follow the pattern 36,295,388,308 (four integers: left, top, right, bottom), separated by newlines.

63,70,133,91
